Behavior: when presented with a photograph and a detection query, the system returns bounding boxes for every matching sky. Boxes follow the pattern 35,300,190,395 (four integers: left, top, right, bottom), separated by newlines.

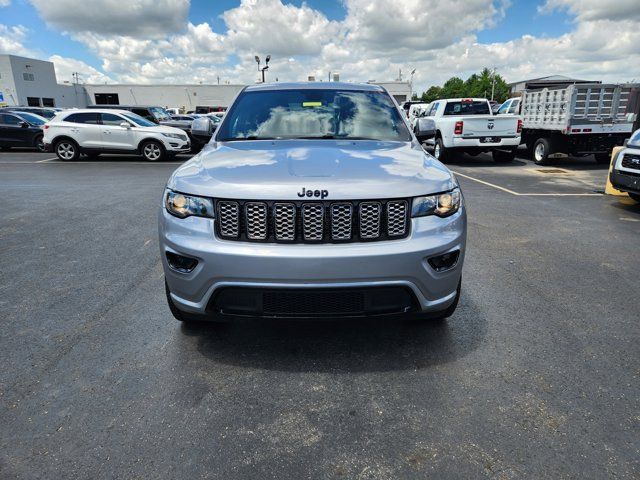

0,0,639,93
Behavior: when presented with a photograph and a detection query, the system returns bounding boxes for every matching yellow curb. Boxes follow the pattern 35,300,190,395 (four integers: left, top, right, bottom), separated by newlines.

604,146,628,196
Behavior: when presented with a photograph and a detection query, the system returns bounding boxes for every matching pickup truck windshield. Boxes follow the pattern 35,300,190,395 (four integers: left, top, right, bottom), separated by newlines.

217,89,411,141
444,101,490,116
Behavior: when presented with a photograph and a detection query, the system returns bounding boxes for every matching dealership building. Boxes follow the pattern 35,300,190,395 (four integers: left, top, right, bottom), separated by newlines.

0,54,411,110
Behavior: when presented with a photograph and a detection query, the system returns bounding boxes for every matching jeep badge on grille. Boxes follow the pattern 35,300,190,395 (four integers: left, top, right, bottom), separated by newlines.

297,187,329,199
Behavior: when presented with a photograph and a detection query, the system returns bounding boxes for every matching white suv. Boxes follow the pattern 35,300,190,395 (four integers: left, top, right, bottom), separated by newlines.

43,109,190,161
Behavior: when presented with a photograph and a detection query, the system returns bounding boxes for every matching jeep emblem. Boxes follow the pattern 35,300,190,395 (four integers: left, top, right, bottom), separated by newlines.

297,187,328,199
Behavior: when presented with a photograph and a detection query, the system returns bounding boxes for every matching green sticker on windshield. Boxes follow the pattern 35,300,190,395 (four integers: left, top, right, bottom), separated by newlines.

302,101,322,107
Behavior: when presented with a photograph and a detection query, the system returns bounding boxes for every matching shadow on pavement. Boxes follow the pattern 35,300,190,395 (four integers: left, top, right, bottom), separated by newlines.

177,295,487,373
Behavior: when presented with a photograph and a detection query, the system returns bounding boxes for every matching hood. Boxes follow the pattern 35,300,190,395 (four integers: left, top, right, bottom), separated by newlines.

145,124,187,135
168,140,456,200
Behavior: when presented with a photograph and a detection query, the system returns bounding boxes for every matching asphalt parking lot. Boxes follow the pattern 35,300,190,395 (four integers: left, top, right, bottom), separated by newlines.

1,149,638,479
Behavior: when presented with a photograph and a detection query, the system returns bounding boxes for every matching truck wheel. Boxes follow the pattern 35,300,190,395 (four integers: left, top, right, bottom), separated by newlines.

594,152,611,164
141,140,166,162
55,139,80,161
628,193,640,203
492,148,516,163
433,138,448,162
532,138,552,165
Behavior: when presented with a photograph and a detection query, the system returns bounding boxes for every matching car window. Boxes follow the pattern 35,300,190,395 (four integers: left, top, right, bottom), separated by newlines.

508,99,520,114
1,114,22,125
132,108,155,122
64,112,100,124
122,113,156,127
101,113,126,126
444,101,490,115
217,89,412,141
497,101,511,114
14,112,46,125
428,103,439,116
150,107,171,122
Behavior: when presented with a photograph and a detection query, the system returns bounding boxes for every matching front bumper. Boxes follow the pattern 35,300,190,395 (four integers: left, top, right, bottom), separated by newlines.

161,138,191,152
610,169,640,194
159,205,467,317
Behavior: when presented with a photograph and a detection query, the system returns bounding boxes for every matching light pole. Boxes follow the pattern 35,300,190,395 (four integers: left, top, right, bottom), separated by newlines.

409,68,416,100
255,55,271,83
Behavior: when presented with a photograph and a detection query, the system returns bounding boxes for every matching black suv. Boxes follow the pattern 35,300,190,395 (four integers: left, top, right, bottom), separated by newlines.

0,111,46,152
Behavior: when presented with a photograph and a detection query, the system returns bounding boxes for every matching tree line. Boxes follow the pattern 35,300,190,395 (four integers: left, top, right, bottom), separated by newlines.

413,68,511,104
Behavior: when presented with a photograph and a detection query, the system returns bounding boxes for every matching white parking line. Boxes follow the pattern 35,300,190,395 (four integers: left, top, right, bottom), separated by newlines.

452,171,602,197
35,157,58,163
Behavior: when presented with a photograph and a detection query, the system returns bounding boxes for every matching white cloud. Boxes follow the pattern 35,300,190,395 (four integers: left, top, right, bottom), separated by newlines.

0,0,11,7
48,55,114,84
0,24,34,57
29,0,190,36
223,0,340,56
12,0,640,90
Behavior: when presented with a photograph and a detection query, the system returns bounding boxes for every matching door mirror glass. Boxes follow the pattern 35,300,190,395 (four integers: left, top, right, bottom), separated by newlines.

191,117,214,140
415,118,436,141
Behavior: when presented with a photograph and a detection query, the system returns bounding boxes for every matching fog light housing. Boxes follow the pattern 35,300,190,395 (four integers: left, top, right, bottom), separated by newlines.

428,250,460,272
166,252,198,273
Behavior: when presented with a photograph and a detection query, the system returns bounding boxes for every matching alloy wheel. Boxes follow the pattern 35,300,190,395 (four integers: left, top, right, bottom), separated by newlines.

143,143,161,161
57,142,75,160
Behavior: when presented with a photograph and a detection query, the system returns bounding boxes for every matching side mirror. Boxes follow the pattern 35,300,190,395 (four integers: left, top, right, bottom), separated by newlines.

19,121,29,128
191,117,214,141
120,122,131,129
415,118,436,141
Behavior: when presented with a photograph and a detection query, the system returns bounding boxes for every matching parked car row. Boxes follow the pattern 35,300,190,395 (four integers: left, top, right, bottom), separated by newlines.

0,109,49,152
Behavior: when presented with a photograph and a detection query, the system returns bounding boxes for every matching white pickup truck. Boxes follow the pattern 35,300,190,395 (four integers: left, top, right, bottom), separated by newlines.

421,98,522,162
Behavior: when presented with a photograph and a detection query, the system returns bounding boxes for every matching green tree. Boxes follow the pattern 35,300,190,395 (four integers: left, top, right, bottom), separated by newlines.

421,86,442,103
440,77,465,98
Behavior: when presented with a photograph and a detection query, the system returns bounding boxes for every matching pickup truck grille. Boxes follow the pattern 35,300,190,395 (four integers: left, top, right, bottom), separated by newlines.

215,199,410,243
621,153,640,171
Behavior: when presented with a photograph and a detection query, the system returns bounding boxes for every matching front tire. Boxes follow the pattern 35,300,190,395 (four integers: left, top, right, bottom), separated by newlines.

492,148,516,163
433,137,449,162
55,139,80,161
594,152,611,164
532,138,552,165
628,193,640,203
141,140,166,162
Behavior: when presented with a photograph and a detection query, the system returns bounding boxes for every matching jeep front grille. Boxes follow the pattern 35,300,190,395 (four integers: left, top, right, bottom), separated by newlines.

214,199,410,243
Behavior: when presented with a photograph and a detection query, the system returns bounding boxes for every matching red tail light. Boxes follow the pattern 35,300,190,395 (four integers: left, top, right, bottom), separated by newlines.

454,121,464,135
517,119,522,134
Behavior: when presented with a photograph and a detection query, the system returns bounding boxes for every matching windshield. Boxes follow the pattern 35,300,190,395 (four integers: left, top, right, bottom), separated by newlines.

122,112,156,127
444,101,490,115
150,107,171,122
216,89,411,141
14,112,46,125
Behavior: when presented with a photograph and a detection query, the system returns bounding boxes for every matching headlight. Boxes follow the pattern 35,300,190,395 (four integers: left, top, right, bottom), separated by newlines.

411,188,461,218
162,133,184,140
165,189,214,219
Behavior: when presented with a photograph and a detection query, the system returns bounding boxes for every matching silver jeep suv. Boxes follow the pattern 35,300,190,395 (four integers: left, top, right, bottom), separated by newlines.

159,82,466,321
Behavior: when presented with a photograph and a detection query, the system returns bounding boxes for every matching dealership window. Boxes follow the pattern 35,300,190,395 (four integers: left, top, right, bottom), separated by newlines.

94,93,120,105
41,98,55,107
23,72,35,81
27,97,40,106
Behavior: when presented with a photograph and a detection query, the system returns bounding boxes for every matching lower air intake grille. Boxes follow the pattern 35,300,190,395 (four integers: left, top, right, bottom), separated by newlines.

215,198,410,243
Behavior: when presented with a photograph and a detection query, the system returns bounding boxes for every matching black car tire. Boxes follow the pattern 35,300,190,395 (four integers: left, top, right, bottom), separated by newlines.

34,134,45,153
141,140,166,162
54,139,80,161
594,152,611,164
434,137,449,162
492,148,516,163
628,193,640,203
